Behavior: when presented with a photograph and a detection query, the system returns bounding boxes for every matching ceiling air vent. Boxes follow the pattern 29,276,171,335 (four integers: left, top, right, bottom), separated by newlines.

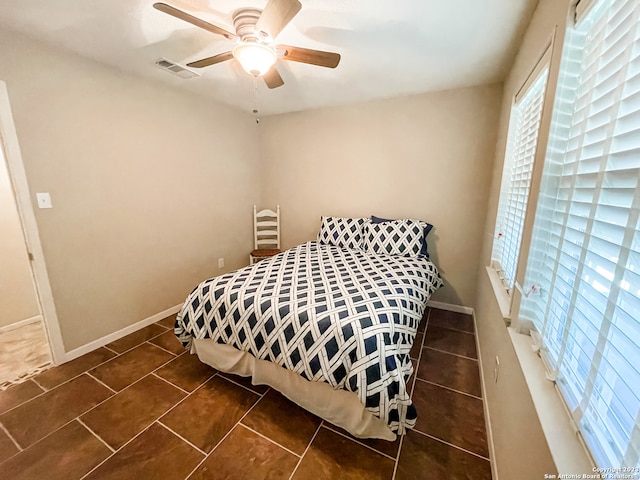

154,58,200,79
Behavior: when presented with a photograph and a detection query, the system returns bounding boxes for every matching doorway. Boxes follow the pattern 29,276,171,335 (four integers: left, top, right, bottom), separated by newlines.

0,140,51,385
0,81,64,387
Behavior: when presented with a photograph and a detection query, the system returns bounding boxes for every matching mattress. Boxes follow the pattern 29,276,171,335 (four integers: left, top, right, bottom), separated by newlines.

191,339,397,440
176,240,442,435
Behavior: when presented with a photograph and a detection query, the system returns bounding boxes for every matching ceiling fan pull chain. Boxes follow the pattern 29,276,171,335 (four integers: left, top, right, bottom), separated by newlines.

253,76,260,124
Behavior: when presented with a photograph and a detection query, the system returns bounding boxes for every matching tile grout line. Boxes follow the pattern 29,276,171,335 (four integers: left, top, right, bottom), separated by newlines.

288,422,323,480
103,327,172,357
0,420,22,453
391,306,431,480
472,310,497,479
287,308,434,474
76,321,181,480
153,321,172,331
144,339,180,357
89,383,207,476
30,377,47,391
150,372,197,396
156,420,208,456
428,324,476,335
85,372,118,395
0,348,125,416
38,349,126,390
392,434,406,480
56,367,210,463
71,369,197,457
144,340,182,357
309,306,436,480
3,416,108,466
414,338,488,465
414,378,483,400
0,318,182,467
0,371,111,419
3,418,70,461
75,342,177,479
182,452,209,479
149,350,196,376
217,373,270,397
182,443,213,480
102,345,120,356
410,428,492,462
0,385,47,417
71,373,176,437
427,308,476,332
78,421,161,480
320,424,398,462
5,311,490,478
180,383,269,478
417,312,492,467
238,423,302,458
422,345,478,361
76,417,115,453
137,375,213,436
410,308,430,399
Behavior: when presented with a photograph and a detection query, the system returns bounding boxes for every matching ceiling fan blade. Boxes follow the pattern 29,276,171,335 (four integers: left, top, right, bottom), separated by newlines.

186,52,233,68
153,3,237,40
263,66,285,89
255,0,302,39
277,45,341,68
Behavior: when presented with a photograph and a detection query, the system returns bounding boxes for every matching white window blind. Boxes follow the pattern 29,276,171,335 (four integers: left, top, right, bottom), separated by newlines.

492,64,549,293
576,0,600,24
520,0,640,468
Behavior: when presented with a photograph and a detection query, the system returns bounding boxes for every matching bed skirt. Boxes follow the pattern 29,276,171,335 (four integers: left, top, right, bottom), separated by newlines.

192,338,397,441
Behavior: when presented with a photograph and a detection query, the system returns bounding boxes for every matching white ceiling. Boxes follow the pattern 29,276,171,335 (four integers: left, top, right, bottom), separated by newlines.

0,0,539,116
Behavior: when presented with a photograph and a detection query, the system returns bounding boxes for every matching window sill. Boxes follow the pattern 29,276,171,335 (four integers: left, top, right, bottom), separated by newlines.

485,266,512,324
508,328,595,475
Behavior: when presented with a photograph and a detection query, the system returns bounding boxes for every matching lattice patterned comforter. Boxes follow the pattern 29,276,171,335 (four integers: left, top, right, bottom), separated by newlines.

175,241,443,434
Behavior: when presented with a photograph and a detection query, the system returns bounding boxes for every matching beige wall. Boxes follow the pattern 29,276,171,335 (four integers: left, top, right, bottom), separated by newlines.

0,30,261,351
259,84,502,308
0,10,573,475
474,0,575,478
0,145,40,329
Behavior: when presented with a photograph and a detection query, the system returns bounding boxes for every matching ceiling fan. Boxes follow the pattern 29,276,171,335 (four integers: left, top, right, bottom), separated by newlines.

153,0,341,89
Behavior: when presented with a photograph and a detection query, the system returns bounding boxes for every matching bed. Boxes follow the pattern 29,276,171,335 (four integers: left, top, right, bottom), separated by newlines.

175,216,443,440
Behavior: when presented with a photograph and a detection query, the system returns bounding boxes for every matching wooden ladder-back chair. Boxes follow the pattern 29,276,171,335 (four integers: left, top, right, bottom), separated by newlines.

250,205,281,265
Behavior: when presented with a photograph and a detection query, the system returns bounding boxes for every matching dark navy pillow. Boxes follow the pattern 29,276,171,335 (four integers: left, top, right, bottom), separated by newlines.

371,215,433,256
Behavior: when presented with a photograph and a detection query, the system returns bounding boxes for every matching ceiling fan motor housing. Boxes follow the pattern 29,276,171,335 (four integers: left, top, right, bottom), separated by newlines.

233,8,264,42
153,1,339,88
231,7,278,77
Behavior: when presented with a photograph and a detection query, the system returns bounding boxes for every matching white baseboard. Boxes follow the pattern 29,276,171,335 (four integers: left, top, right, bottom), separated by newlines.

472,310,498,480
62,304,182,363
0,315,43,333
426,302,496,475
60,301,470,363
427,300,474,316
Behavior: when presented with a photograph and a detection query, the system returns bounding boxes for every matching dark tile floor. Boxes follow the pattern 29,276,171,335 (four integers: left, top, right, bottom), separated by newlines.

0,307,492,480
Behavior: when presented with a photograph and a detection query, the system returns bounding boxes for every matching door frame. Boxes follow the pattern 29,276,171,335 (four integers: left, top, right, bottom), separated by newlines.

0,81,65,364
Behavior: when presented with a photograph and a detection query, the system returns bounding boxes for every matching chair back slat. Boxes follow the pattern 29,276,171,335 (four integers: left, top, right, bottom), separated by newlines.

251,205,281,265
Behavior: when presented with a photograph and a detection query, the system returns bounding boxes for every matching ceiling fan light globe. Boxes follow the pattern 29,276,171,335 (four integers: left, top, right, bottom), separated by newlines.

233,43,277,77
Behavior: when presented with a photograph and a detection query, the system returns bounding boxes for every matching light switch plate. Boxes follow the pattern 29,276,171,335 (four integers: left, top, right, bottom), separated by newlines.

36,192,53,209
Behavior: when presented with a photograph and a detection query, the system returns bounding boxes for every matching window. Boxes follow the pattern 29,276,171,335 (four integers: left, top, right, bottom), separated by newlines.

492,60,550,295
519,0,640,468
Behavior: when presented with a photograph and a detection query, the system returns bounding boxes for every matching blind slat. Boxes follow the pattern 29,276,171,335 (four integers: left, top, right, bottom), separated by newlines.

520,0,640,468
491,66,549,291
